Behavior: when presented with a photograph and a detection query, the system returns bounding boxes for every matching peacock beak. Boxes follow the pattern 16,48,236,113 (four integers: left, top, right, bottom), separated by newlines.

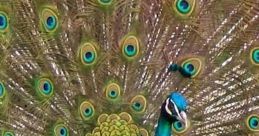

178,111,188,127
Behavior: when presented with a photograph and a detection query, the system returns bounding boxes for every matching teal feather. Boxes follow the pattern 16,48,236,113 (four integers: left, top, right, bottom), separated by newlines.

156,115,173,136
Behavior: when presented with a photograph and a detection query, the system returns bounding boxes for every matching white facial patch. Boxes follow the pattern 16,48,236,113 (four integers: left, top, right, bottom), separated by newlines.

165,98,173,116
170,99,188,127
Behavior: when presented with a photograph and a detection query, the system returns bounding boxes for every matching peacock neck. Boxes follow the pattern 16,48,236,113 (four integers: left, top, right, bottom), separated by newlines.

155,102,174,136
155,114,173,136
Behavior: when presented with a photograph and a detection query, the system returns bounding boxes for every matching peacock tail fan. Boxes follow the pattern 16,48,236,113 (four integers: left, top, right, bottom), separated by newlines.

0,0,258,135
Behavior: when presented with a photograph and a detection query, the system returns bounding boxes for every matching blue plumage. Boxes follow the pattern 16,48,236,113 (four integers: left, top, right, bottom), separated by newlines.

169,92,188,111
155,92,188,136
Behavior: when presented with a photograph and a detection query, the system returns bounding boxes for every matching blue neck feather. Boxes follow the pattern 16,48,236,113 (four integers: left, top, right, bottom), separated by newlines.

155,114,173,136
155,103,175,136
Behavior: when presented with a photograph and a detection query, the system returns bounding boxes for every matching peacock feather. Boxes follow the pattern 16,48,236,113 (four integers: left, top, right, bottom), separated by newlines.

0,0,259,135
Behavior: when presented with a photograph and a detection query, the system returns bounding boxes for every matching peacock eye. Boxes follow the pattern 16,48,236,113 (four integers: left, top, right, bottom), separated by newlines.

124,44,137,57
98,0,113,5
84,52,95,63
0,11,8,32
172,119,191,134
0,82,6,99
36,78,54,97
183,62,196,75
130,95,147,114
105,83,120,101
180,57,202,78
246,115,259,131
54,124,69,136
133,102,141,110
109,90,117,98
249,117,259,129
41,8,58,32
173,0,196,17
79,101,95,121
173,121,185,132
79,43,98,66
176,0,191,14
251,48,259,65
168,101,175,112
121,35,140,61
3,131,14,136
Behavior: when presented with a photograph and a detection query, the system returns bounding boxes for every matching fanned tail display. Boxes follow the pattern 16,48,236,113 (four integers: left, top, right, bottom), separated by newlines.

0,0,258,135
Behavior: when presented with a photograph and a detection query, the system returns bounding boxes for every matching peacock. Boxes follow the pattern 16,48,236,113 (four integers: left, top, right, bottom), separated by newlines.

0,0,258,135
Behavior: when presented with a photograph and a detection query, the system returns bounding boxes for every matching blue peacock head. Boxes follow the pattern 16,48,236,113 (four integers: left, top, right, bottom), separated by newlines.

163,92,188,126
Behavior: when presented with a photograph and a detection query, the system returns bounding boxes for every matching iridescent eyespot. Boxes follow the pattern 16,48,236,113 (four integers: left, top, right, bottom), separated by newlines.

173,0,196,17
41,8,59,32
3,131,14,136
0,82,6,99
124,44,137,57
54,124,69,136
105,83,121,101
79,43,98,66
36,78,54,97
176,0,191,14
121,35,140,61
130,95,147,113
172,120,191,134
180,57,202,78
249,117,259,129
0,11,8,32
246,114,259,132
84,52,95,63
173,121,185,132
250,48,259,66
98,0,113,5
79,101,95,121
183,62,195,75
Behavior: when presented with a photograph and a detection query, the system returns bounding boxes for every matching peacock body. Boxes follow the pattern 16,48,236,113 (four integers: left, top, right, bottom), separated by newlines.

0,0,259,136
